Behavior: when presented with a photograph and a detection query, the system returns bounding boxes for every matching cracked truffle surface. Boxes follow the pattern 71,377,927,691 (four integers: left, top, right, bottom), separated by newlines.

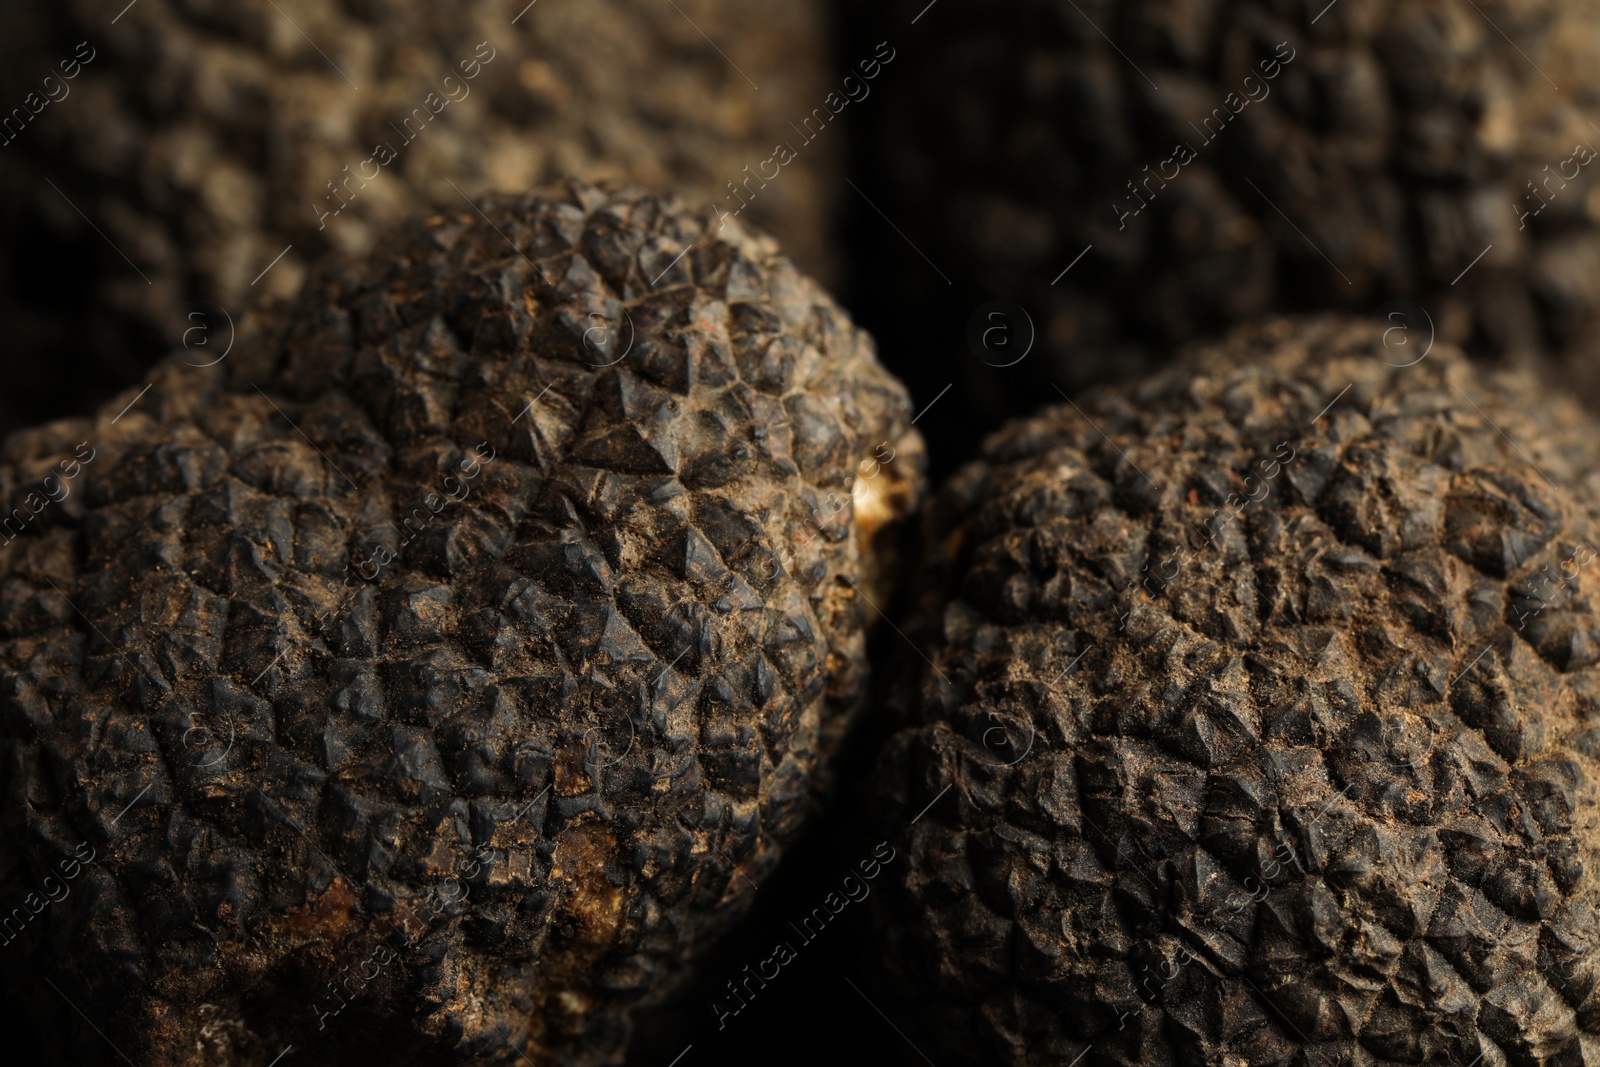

0,181,921,1067
874,317,1600,1067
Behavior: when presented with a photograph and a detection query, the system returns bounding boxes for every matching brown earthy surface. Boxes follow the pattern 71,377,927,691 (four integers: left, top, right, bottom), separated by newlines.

874,316,1600,1066
0,0,840,436
871,0,1600,423
0,181,921,1066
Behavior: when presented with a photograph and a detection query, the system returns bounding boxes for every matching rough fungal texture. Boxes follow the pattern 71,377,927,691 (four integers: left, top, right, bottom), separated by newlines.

874,0,1600,413
874,318,1600,1067
0,182,921,1067
0,0,837,435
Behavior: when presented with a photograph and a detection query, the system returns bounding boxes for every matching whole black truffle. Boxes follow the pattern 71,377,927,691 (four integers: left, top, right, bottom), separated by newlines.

0,181,922,1067
874,316,1600,1066
870,0,1600,429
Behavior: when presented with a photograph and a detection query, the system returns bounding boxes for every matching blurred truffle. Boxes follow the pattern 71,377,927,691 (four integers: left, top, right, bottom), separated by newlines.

0,0,840,435
869,0,1600,429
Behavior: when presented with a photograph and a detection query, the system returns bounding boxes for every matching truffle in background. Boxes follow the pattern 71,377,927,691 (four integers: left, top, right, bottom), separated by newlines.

873,316,1600,1066
868,0,1600,438
0,181,922,1067
0,0,840,437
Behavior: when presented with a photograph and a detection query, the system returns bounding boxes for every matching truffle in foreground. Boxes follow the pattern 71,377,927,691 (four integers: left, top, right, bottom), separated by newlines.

0,181,922,1066
874,316,1600,1066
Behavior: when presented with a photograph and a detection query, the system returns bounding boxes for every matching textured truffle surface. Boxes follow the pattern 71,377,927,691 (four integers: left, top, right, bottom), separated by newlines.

874,317,1600,1066
0,182,921,1066
872,0,1600,422
0,0,838,434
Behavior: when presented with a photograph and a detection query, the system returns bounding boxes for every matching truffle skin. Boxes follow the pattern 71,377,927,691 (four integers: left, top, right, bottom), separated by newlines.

873,317,1600,1067
0,181,922,1067
0,0,839,435
871,0,1600,422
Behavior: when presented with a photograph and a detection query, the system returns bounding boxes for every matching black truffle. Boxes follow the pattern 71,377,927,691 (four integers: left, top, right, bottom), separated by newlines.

870,0,1600,424
0,0,841,435
0,181,922,1066
873,316,1600,1066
